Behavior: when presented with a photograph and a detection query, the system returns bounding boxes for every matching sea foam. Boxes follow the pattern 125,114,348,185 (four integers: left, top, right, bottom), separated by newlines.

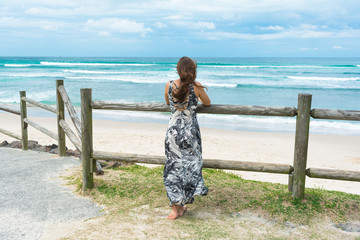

66,76,164,84
288,76,360,81
203,65,359,69
40,62,155,66
0,72,65,77
4,64,33,67
63,70,144,74
203,83,238,88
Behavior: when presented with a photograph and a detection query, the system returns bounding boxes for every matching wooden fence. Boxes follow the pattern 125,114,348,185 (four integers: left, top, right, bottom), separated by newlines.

0,106,21,140
82,88,360,199
0,80,81,156
0,80,359,199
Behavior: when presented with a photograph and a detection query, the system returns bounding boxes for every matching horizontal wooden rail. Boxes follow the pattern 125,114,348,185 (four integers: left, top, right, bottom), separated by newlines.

203,158,294,174
0,128,21,140
59,119,81,151
23,118,58,141
21,97,57,114
306,168,360,182
57,85,81,137
311,108,360,121
91,101,298,117
92,151,294,174
0,105,20,115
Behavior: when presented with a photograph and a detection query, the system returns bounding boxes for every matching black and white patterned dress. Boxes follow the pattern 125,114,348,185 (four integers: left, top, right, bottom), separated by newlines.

164,81,208,206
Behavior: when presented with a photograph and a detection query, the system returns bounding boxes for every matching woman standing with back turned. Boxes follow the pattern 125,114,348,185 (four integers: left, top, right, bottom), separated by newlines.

164,56,211,220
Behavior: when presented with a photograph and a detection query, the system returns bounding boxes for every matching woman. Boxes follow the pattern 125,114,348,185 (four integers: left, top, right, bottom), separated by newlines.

164,56,211,220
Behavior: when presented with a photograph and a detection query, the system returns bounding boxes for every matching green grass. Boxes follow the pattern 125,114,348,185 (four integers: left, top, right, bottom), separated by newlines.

66,164,360,225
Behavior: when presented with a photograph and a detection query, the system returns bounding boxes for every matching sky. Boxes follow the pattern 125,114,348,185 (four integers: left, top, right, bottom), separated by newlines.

0,0,360,57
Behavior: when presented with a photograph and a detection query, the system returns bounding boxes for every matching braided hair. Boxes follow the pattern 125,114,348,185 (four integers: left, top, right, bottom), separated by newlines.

173,57,204,102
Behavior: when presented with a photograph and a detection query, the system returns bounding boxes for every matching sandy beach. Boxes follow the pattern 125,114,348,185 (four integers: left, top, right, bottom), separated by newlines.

1,111,359,195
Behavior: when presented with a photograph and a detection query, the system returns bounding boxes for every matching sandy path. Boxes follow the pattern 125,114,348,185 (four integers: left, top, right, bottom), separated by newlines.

0,148,102,240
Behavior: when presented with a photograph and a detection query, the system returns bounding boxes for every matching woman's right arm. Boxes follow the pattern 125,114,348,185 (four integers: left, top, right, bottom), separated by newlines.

164,81,170,105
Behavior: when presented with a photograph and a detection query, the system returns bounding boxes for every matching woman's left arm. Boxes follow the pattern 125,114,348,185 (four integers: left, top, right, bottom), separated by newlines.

194,81,211,106
164,81,170,105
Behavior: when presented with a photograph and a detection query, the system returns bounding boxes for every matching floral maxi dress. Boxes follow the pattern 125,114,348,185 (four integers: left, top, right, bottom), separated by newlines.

164,81,208,206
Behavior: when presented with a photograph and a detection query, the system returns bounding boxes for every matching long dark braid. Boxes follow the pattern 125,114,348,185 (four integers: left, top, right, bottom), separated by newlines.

172,57,197,102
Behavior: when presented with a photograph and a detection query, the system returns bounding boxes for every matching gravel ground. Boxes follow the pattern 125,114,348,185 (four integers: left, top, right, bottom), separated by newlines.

0,148,102,240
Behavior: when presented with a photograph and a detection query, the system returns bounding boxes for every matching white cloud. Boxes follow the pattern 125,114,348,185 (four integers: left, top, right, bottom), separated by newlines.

0,17,65,31
84,18,152,35
169,20,215,30
192,21,215,30
42,24,59,31
260,25,284,31
3,0,359,25
0,17,24,27
301,47,318,51
298,24,318,30
299,30,331,38
163,15,191,20
154,22,167,28
98,31,111,37
1,0,360,56
24,6,111,17
1,0,74,8
203,31,253,40
25,7,64,16
200,25,360,40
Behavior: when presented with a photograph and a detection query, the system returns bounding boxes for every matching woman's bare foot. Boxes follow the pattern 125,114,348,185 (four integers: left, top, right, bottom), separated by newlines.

178,205,187,217
167,205,180,220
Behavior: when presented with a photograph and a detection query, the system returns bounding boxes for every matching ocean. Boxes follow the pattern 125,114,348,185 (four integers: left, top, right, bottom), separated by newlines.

0,57,359,135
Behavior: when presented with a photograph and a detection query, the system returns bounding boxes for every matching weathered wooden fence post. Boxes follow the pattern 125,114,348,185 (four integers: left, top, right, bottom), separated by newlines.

292,93,312,199
56,80,66,156
288,173,293,192
81,88,94,190
19,91,28,150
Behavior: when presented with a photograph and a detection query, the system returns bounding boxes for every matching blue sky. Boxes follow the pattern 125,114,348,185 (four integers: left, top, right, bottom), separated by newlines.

1,0,360,57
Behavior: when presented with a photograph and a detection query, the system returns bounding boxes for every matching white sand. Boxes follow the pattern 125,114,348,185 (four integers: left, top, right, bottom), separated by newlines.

1,112,359,195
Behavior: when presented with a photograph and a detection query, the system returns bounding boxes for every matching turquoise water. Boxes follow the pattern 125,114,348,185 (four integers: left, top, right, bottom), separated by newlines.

0,57,359,134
